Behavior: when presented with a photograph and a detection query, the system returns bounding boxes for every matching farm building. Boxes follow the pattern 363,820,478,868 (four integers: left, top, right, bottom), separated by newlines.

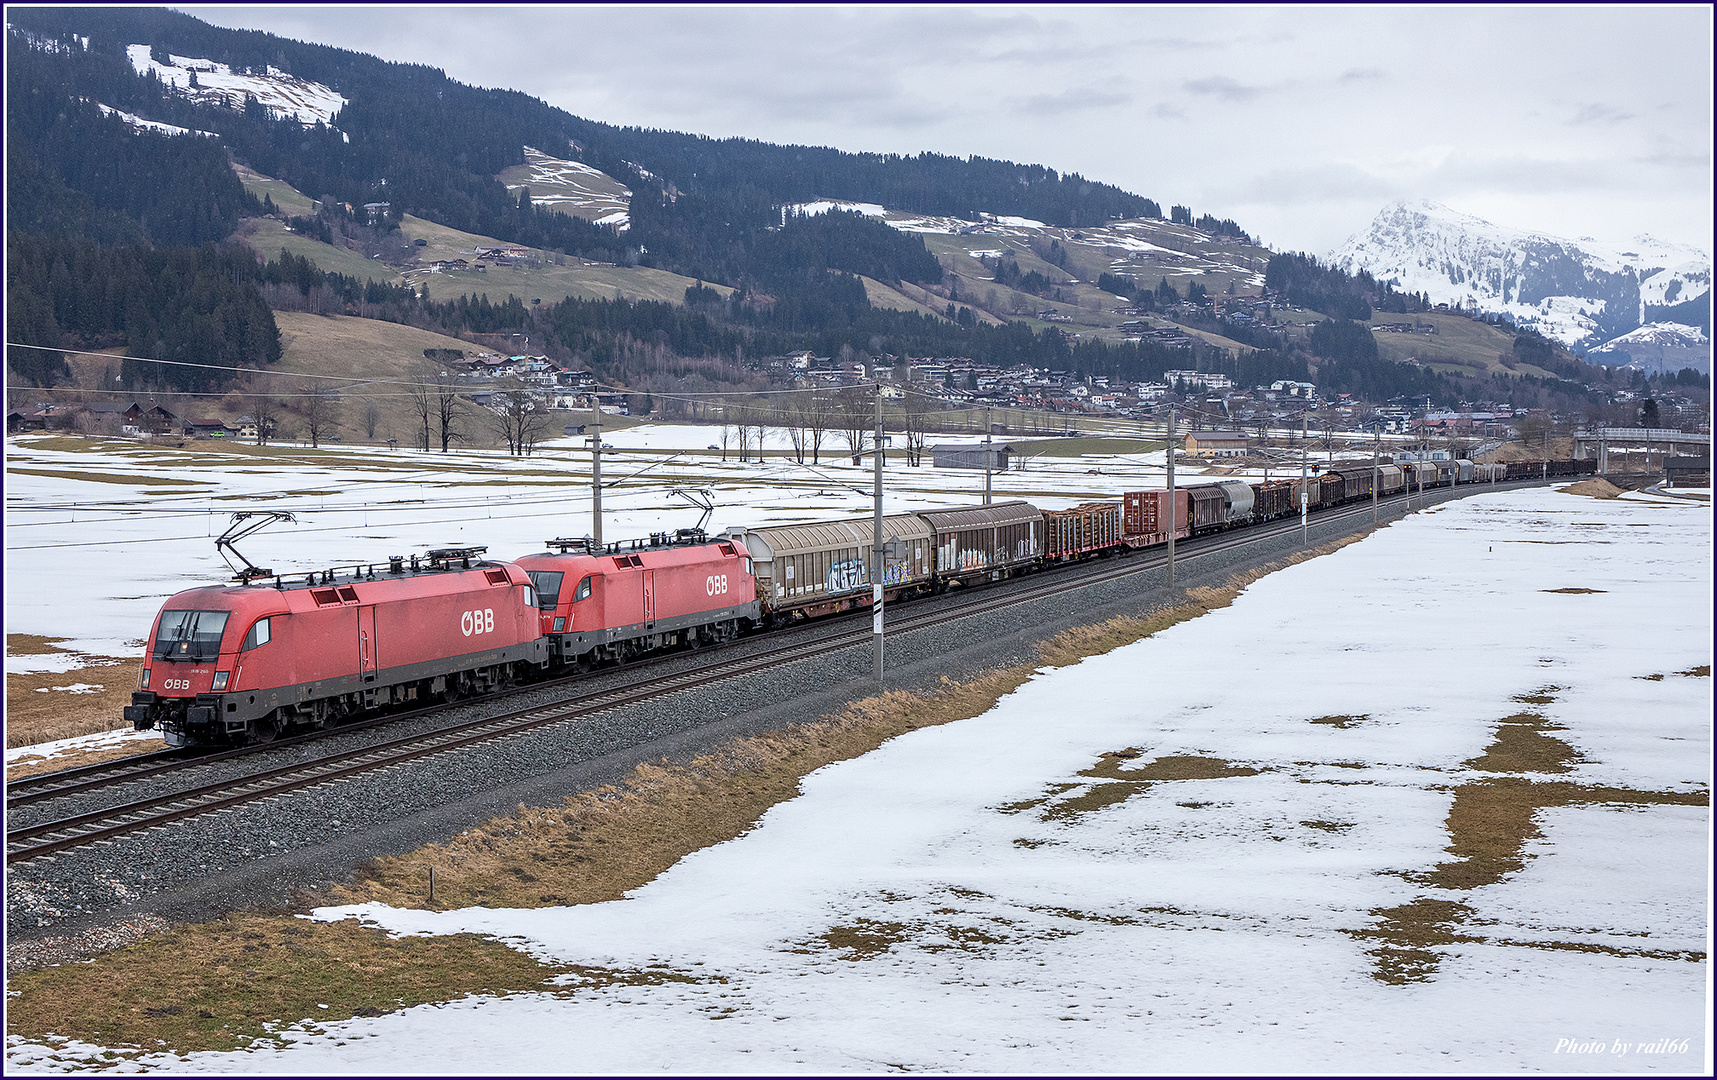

932,444,1015,471
1183,430,1250,457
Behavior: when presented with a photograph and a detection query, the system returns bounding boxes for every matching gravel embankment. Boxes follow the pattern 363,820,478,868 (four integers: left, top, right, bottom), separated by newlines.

4,485,1493,968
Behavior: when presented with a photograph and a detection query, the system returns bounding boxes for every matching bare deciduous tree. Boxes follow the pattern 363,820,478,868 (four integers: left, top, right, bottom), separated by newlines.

432,374,466,452
407,375,434,451
806,390,833,464
736,402,759,463
248,379,280,446
408,363,468,451
1316,406,1340,460
837,384,872,465
486,380,551,456
297,387,340,448
780,400,808,463
901,379,935,467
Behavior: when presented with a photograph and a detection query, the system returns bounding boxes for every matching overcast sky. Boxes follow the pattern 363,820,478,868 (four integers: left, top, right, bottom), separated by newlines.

192,4,1713,256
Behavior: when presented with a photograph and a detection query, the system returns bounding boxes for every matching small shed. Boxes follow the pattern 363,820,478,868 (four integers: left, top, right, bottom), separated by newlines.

1183,430,1249,457
931,443,1014,471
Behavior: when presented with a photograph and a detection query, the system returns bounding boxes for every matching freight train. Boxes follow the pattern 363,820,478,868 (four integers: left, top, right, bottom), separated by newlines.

126,456,1594,747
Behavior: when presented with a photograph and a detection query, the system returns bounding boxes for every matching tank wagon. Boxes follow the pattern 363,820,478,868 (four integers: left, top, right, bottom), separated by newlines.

514,529,759,666
126,547,546,746
1180,480,1254,535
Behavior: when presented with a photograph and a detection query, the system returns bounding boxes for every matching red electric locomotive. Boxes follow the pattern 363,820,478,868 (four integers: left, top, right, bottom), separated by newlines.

514,529,761,668
126,547,547,746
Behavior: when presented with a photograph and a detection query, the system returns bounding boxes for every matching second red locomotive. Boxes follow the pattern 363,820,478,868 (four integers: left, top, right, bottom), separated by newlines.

514,529,760,667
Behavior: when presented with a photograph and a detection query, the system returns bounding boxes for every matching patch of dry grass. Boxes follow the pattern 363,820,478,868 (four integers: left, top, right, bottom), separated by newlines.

5,467,206,487
5,645,142,754
8,634,72,655
1461,713,1580,775
3,911,574,1056
1037,753,1264,821
1357,687,1710,982
1308,715,1368,728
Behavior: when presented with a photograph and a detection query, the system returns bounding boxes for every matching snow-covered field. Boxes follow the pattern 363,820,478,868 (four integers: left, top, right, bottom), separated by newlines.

8,483,1707,1073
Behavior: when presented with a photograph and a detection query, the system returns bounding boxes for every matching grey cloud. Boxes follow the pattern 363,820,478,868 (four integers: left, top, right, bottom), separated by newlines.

1628,150,1711,170
1141,35,1222,50
1007,84,1134,118
1571,103,1636,125
1183,76,1262,102
1212,164,1397,207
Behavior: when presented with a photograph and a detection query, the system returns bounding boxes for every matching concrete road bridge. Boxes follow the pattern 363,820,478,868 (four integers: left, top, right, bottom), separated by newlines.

1573,427,1710,472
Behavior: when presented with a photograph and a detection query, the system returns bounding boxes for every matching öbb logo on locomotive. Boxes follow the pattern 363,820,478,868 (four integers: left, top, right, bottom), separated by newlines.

125,460,1587,749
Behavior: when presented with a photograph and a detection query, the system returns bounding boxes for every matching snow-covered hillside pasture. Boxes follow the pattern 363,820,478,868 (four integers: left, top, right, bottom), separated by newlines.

786,198,1267,289
125,44,346,128
10,486,1704,1073
91,102,217,138
1332,200,1711,350
502,146,631,229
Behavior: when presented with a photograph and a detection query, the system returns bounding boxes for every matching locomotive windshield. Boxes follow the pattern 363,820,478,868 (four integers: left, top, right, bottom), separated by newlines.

152,610,230,661
525,570,563,609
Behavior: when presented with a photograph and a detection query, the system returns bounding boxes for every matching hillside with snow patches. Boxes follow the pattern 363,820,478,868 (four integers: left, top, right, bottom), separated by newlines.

124,43,346,130
790,198,1269,289
1331,200,1711,366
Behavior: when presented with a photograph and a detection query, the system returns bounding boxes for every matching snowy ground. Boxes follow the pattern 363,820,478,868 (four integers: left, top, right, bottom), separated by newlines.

3,725,163,768
7,484,1708,1073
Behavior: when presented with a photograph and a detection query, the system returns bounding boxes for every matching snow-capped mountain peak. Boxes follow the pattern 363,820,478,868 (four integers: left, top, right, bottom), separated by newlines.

1330,200,1710,354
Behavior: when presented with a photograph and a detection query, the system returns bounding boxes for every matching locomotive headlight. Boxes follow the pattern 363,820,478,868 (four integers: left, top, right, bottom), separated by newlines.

141,668,151,689
212,671,230,691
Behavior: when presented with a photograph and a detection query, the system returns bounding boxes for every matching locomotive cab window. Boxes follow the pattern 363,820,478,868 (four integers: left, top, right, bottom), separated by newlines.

153,610,230,661
240,617,271,651
573,576,592,602
526,571,563,610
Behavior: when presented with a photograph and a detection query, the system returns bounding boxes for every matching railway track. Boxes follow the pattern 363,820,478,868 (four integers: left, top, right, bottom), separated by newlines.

3,479,1521,865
